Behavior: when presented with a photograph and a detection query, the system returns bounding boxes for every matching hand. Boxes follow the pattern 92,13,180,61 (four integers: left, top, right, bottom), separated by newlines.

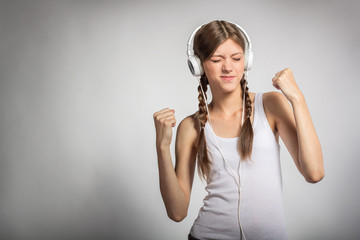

272,68,303,101
153,108,177,148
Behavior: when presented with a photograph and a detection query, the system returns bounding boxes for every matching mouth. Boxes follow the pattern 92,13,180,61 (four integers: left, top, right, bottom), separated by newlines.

220,76,235,82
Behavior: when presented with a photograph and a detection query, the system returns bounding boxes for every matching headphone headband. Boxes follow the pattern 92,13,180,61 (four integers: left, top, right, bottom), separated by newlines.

186,20,253,77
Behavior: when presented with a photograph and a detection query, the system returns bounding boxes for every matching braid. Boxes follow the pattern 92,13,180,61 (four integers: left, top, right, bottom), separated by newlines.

197,75,208,129
242,78,252,119
194,75,212,182
239,76,254,161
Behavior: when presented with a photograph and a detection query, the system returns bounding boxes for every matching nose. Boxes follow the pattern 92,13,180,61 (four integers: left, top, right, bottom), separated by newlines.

222,59,233,72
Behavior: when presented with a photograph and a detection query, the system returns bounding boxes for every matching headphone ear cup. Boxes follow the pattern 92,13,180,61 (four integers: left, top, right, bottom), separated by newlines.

188,55,203,76
245,50,253,71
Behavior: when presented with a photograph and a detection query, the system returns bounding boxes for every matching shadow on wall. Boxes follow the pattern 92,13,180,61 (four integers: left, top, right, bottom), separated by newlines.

0,160,150,240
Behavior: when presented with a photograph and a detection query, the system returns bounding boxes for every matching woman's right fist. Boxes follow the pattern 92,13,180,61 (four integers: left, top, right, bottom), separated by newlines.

153,108,177,147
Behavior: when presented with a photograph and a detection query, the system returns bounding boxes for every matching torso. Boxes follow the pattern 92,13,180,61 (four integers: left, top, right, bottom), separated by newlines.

207,92,279,143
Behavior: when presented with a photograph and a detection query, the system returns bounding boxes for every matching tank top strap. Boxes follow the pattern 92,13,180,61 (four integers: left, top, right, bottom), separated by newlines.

253,92,264,129
254,92,269,127
254,92,280,146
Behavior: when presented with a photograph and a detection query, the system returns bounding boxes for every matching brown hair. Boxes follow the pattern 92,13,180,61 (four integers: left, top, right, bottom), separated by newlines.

193,20,254,182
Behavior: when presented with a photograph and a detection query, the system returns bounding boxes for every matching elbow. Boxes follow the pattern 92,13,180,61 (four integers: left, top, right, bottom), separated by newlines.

305,169,325,184
171,215,187,223
168,211,187,222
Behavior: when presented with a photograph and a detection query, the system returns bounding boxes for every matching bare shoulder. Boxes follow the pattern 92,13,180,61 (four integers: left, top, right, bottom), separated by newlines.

263,91,294,132
262,91,287,133
176,113,199,148
263,91,290,114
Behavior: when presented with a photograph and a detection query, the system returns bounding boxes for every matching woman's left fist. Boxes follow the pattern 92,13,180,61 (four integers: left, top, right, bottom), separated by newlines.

272,68,302,101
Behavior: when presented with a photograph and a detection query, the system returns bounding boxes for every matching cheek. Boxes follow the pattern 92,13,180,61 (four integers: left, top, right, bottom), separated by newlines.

235,64,244,74
236,59,245,69
203,63,219,76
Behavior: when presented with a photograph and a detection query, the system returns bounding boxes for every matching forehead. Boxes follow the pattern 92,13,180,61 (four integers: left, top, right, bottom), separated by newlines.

213,38,244,55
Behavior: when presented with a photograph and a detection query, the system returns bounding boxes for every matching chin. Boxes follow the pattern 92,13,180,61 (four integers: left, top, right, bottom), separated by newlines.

221,84,240,93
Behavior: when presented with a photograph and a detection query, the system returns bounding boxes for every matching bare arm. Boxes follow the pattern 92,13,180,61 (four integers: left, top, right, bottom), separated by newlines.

153,109,197,222
270,68,324,183
289,93,324,182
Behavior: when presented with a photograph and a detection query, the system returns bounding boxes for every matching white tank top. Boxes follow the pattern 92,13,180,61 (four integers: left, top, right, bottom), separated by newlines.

190,92,288,240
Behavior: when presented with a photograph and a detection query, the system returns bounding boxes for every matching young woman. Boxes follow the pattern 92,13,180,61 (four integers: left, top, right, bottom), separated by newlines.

153,20,324,240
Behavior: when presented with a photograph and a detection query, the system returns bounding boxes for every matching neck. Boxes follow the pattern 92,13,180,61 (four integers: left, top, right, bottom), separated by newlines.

209,84,245,117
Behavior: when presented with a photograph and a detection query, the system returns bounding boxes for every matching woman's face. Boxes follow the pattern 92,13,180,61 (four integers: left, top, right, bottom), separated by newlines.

202,38,244,93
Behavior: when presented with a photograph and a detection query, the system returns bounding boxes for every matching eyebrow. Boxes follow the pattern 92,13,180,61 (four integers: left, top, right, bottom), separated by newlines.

212,52,243,58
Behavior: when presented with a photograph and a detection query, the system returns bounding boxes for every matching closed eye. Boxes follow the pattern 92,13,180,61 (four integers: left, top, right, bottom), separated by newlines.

233,58,241,61
210,60,221,63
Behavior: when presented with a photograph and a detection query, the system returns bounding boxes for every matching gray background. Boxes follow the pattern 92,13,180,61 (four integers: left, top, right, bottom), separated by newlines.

1,0,359,239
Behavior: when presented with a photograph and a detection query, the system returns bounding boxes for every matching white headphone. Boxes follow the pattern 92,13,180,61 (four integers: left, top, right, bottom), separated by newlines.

186,20,253,78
